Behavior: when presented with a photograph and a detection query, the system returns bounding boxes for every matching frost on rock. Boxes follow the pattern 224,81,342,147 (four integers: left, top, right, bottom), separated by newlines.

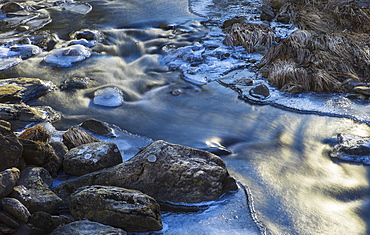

44,45,91,67
330,133,370,164
93,87,124,107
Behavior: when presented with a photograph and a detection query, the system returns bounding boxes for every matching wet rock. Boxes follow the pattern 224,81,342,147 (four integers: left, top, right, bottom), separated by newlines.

93,86,124,107
260,4,275,21
0,167,20,198
0,104,59,130
44,45,91,67
9,45,42,59
223,22,274,53
63,141,122,176
62,127,100,150
80,118,116,137
50,220,127,235
222,16,246,28
330,134,370,164
53,140,238,204
11,167,62,213
249,84,270,99
0,223,16,234
0,121,22,171
0,211,19,228
17,167,53,188
70,29,103,41
0,77,56,103
29,211,56,233
60,76,92,90
1,2,22,13
353,86,370,96
0,197,30,223
18,125,51,142
49,142,68,164
69,185,162,232
19,139,61,177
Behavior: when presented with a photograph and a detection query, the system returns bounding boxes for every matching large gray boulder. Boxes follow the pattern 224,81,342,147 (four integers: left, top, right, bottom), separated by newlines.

0,121,22,171
10,167,62,214
50,220,127,235
69,185,162,232
53,140,238,204
0,167,20,198
63,141,122,176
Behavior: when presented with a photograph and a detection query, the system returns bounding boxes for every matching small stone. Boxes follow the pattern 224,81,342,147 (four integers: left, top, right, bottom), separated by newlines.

171,89,182,96
60,77,92,90
80,119,115,137
249,84,270,99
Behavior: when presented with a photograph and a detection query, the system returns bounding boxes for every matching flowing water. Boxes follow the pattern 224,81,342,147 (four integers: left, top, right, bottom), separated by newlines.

3,0,370,234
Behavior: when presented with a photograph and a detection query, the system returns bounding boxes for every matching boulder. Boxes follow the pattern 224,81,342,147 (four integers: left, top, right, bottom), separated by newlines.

18,125,51,142
10,167,62,214
80,119,116,137
0,197,30,223
0,168,20,198
0,121,23,171
62,127,100,150
50,220,127,235
0,104,60,130
28,211,57,233
19,139,61,177
0,78,56,103
63,142,122,176
53,140,238,204
49,142,68,164
69,186,162,232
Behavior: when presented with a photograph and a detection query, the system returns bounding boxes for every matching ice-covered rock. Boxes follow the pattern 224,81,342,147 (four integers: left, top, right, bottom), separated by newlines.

93,87,124,107
44,45,91,67
330,133,370,164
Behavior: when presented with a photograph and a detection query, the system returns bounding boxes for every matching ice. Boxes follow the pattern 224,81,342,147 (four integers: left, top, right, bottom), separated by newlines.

93,87,124,107
44,44,91,67
58,1,92,14
0,57,22,70
10,45,42,59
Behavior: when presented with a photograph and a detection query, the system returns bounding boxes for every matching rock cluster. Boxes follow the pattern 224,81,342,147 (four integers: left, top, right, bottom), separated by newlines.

0,118,238,234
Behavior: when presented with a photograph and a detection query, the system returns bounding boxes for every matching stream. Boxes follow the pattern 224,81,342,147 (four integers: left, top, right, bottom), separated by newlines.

2,0,370,234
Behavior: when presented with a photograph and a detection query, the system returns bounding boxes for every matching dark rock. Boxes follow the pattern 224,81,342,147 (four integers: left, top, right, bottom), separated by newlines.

0,197,30,223
346,93,368,101
19,139,61,177
50,220,127,235
0,223,16,234
0,104,60,130
70,29,103,41
11,167,62,214
260,4,275,21
62,127,100,150
60,77,92,90
49,142,68,164
234,77,254,86
18,125,51,142
222,16,246,28
53,140,238,204
63,141,122,176
0,121,22,171
80,119,116,137
0,211,19,229
69,185,162,232
0,167,20,198
1,2,22,13
29,211,56,233
249,84,270,99
13,221,31,235
0,78,56,103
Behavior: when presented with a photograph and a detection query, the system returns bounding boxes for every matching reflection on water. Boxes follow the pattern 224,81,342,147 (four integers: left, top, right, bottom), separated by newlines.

3,0,370,234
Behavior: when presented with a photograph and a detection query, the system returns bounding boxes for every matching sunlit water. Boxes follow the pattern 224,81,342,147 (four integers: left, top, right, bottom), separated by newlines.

3,0,370,234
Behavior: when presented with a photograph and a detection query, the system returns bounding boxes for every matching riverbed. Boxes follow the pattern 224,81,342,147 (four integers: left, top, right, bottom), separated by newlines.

2,0,370,234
